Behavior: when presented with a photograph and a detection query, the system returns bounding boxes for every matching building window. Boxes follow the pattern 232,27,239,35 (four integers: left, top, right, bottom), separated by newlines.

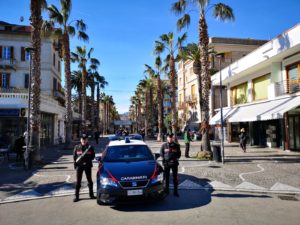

252,74,270,101
1,73,10,88
24,74,29,88
25,50,30,61
58,60,60,72
231,82,248,105
53,53,55,67
191,84,196,100
287,63,300,93
53,78,57,91
2,46,11,60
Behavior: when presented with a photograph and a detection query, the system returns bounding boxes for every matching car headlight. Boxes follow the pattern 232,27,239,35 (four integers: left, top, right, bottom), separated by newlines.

151,173,164,184
100,177,118,187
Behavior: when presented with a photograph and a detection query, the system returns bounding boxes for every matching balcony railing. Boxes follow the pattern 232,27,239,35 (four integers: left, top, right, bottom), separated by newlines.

0,58,17,70
185,95,197,103
274,79,300,96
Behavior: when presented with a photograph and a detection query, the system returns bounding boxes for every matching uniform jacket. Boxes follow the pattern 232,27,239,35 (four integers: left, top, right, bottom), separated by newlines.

160,142,181,163
73,143,95,167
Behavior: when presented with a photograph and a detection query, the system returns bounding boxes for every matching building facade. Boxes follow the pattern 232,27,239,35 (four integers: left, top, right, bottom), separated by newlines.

210,23,300,151
177,37,267,131
0,21,66,147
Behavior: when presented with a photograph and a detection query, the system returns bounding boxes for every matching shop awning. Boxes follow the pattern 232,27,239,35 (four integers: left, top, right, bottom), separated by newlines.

227,95,300,123
209,107,238,125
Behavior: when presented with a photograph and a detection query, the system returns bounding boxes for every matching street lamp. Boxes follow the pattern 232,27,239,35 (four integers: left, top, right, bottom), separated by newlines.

216,53,225,164
24,47,34,170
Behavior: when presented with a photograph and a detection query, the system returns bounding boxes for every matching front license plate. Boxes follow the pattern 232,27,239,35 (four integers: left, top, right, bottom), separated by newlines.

127,189,143,196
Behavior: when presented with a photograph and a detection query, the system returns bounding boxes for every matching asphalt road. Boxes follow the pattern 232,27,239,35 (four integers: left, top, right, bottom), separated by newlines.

1,190,299,225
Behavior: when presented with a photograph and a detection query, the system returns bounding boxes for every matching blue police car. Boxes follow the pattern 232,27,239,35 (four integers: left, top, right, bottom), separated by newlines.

96,136,165,204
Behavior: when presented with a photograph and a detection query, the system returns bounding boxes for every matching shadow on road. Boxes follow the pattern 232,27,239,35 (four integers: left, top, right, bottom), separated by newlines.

211,193,272,199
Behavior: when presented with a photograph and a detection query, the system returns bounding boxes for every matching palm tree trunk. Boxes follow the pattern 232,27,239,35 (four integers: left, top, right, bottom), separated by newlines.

169,55,177,136
199,13,211,152
96,83,100,131
157,75,163,141
145,91,149,138
63,32,73,148
90,80,95,132
29,0,42,163
182,61,187,127
81,66,87,133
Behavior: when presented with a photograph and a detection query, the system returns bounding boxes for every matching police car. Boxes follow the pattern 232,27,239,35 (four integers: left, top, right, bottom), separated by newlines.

96,136,165,205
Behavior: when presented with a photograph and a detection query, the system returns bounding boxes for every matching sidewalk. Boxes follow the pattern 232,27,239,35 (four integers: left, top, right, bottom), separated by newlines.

0,137,299,204
147,139,300,194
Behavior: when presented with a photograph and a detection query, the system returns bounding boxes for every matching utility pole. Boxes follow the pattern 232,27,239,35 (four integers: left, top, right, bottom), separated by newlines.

216,53,225,164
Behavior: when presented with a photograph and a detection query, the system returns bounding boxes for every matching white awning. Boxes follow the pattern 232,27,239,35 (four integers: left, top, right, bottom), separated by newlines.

227,95,300,123
210,107,238,125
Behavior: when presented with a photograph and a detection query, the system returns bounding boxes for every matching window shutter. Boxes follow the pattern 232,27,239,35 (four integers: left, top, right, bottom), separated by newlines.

25,74,29,88
0,46,2,59
21,47,25,61
0,74,2,87
6,74,10,87
10,46,14,59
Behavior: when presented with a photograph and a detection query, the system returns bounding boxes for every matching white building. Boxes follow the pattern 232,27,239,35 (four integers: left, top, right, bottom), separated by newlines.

210,23,300,151
0,21,66,146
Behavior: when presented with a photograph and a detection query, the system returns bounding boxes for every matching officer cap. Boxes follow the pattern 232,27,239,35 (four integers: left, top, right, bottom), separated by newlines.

80,134,88,139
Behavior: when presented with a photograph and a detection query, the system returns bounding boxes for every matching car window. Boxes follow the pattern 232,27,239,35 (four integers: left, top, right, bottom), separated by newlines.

104,145,154,162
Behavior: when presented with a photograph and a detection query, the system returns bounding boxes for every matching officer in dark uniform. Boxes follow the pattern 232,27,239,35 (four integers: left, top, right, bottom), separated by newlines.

160,133,181,197
73,134,96,202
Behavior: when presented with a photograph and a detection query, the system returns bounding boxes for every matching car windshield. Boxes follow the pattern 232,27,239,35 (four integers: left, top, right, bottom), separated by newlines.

104,145,154,162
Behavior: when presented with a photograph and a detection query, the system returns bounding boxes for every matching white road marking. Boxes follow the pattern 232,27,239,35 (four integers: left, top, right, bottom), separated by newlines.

33,172,72,183
239,164,265,181
235,181,266,190
270,182,300,192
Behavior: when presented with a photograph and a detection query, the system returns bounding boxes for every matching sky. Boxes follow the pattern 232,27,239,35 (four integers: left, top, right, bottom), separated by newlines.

1,0,300,113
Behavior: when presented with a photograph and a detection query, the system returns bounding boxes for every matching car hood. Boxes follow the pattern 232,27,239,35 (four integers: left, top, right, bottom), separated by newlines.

104,160,156,181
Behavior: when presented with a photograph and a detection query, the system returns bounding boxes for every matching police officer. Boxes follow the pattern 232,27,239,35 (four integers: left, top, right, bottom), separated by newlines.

73,134,96,202
160,133,181,197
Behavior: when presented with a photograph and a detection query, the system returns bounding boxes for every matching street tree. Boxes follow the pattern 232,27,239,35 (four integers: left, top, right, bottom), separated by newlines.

44,0,89,148
71,46,100,133
154,32,187,136
172,0,234,151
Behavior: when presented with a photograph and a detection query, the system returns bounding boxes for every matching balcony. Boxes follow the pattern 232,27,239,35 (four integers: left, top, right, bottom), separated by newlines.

270,79,300,98
53,89,66,106
0,58,17,70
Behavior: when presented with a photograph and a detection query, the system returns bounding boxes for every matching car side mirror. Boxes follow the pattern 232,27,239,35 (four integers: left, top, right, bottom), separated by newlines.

154,153,160,160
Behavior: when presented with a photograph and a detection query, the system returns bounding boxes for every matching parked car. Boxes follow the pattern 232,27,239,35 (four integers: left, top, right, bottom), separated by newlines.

96,137,165,205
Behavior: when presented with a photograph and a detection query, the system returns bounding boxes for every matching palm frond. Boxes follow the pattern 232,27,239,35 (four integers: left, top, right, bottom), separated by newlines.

87,48,94,59
176,14,190,31
213,3,235,21
61,0,71,23
77,31,89,42
154,41,165,54
76,19,87,31
67,25,75,36
91,58,100,66
171,0,187,15
48,4,63,24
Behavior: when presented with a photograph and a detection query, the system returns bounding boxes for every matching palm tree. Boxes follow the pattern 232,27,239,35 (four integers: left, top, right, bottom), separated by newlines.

172,0,234,151
102,95,114,134
44,0,89,147
144,56,164,141
95,76,108,132
87,69,106,132
25,0,47,168
71,70,82,113
154,32,187,136
137,79,151,138
71,46,100,133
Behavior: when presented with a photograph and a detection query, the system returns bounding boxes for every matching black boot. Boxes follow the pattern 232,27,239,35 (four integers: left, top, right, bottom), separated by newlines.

73,185,80,202
174,186,179,197
88,183,96,199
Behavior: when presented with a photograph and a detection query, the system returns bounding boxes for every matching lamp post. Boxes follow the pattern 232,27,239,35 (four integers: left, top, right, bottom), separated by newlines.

216,53,225,164
24,47,34,170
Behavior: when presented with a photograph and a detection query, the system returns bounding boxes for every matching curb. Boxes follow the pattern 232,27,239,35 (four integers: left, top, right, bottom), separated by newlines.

1,187,299,205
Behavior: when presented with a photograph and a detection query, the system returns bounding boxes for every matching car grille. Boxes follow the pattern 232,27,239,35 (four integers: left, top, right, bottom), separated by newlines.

119,180,149,189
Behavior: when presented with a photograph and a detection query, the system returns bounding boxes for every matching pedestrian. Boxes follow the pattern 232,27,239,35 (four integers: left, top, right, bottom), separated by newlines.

160,133,181,197
239,128,247,152
184,129,192,158
14,135,25,162
94,130,99,144
73,134,96,202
